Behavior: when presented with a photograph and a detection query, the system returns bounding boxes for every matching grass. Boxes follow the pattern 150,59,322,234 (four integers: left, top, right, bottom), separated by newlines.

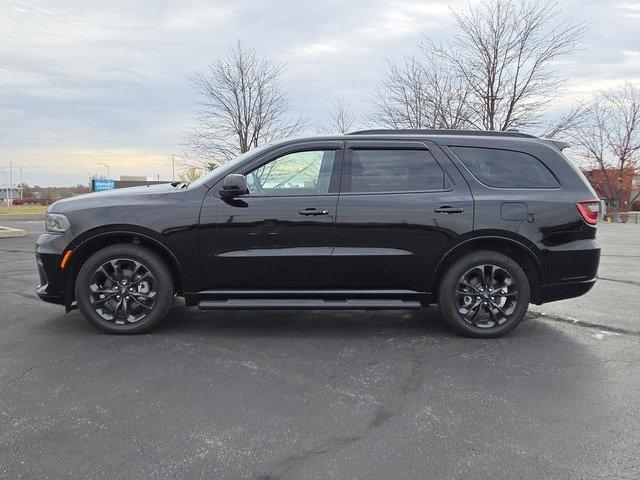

0,204,48,215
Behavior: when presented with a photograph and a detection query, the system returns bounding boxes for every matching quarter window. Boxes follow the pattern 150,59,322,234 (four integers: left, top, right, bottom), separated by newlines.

451,147,559,188
348,149,448,193
246,150,336,196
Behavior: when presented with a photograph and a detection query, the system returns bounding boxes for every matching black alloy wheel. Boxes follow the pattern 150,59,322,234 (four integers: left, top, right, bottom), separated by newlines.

437,250,530,338
455,264,518,329
88,258,157,324
75,244,174,334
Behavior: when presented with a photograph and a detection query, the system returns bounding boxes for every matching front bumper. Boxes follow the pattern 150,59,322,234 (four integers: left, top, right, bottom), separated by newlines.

35,231,73,306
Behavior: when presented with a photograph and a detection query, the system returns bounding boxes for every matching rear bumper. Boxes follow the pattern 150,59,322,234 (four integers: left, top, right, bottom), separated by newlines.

536,238,600,304
539,277,597,304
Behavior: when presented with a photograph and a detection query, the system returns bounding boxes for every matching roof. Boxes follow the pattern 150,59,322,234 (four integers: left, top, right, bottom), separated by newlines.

344,129,570,150
348,129,537,139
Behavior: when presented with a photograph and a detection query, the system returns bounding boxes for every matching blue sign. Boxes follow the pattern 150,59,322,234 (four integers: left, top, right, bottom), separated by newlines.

93,179,116,192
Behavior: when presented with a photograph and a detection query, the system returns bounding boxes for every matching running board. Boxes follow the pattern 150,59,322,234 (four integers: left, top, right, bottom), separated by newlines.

197,299,422,310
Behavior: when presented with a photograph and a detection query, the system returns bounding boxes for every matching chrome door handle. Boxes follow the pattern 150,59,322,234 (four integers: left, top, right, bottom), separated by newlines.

434,206,464,214
298,208,329,216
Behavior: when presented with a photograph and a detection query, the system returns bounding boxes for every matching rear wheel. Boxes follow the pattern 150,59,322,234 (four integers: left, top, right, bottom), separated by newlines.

437,250,530,338
75,244,174,334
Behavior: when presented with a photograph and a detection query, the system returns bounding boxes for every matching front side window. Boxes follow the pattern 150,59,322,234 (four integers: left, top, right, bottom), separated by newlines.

451,146,559,188
246,150,336,196
348,149,448,193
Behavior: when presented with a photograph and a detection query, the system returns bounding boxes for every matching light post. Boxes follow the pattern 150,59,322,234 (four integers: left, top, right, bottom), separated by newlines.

1,171,7,206
98,163,110,179
19,168,23,199
9,161,12,205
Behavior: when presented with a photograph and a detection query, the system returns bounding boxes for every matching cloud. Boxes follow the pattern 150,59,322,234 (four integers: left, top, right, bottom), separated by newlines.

355,2,451,39
2,0,640,186
289,42,341,56
616,2,640,16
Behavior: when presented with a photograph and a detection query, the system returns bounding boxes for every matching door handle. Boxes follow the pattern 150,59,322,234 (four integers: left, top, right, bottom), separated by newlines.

434,206,464,214
298,208,329,216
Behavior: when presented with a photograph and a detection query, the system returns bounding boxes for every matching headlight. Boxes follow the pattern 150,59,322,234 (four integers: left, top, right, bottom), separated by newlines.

45,213,70,233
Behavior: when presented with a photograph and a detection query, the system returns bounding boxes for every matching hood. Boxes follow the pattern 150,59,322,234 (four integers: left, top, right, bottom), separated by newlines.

49,183,178,212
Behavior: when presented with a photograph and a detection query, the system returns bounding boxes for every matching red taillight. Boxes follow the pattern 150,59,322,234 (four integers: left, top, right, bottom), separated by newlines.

576,200,599,225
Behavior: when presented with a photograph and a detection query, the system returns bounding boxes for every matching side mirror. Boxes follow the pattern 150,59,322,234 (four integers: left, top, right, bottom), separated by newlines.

220,174,248,198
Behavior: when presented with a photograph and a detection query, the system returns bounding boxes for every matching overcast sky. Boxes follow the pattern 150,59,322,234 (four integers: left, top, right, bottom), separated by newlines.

1,0,640,186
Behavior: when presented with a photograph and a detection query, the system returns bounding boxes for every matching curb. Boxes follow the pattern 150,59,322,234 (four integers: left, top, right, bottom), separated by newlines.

0,226,26,238
0,213,45,221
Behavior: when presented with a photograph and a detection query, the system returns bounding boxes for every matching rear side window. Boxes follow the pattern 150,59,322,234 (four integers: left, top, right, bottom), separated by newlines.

451,147,559,188
348,149,448,193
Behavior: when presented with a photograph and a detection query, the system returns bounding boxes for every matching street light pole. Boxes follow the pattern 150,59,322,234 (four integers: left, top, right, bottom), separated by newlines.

19,168,23,199
9,161,12,206
98,163,110,178
1,171,7,206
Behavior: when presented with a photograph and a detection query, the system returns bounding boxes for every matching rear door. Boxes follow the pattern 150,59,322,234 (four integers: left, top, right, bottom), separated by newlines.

332,139,473,292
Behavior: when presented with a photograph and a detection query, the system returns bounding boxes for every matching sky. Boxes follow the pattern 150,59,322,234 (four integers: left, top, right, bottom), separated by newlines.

1,0,640,186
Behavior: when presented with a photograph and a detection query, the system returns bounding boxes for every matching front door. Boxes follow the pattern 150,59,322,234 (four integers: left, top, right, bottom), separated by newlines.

332,139,474,293
198,141,343,290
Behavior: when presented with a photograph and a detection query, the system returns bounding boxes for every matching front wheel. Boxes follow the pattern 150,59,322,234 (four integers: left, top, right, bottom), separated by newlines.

437,250,530,338
75,244,175,334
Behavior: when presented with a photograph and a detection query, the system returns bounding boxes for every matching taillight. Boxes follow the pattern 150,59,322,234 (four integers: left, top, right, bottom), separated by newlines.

576,200,599,225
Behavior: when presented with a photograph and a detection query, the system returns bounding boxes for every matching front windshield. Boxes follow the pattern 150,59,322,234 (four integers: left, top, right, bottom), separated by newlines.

188,143,274,189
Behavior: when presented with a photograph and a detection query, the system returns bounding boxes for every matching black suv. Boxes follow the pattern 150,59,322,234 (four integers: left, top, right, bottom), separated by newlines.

36,130,600,337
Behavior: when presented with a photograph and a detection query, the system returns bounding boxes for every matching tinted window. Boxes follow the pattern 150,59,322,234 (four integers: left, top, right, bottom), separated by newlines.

451,147,559,188
349,149,448,193
246,150,336,196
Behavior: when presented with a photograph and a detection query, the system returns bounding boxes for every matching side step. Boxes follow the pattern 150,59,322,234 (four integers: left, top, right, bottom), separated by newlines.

198,299,422,310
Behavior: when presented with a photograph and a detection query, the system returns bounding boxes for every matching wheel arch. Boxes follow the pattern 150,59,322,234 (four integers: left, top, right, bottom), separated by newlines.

64,227,184,308
430,235,544,304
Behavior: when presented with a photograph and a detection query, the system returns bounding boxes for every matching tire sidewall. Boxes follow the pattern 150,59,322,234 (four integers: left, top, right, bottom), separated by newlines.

438,251,531,338
75,245,174,334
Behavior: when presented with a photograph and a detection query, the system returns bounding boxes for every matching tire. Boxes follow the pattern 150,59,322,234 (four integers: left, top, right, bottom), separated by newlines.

436,250,530,338
75,244,175,334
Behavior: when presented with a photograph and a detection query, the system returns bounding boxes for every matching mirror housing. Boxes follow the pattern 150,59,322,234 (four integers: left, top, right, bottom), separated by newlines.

220,174,248,198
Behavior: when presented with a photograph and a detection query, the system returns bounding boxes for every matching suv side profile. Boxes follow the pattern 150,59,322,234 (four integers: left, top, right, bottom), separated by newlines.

35,130,600,338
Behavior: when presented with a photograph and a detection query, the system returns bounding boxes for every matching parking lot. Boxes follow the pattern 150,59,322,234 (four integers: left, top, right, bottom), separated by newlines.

1,220,639,479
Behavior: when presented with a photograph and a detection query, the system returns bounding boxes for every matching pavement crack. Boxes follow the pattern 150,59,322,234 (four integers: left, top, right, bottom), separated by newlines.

597,276,640,288
529,312,640,336
255,353,425,480
3,355,84,387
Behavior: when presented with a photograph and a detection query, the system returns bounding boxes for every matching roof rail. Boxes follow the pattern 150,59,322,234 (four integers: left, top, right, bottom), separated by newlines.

349,129,538,139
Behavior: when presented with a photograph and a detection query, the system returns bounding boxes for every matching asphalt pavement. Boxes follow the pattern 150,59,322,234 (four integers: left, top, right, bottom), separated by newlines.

1,220,639,479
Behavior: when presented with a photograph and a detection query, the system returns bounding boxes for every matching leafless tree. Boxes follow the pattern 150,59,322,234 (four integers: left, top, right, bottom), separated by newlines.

369,49,471,130
181,41,307,170
571,83,640,215
178,167,204,183
317,96,357,133
539,102,589,139
437,0,588,131
370,0,587,133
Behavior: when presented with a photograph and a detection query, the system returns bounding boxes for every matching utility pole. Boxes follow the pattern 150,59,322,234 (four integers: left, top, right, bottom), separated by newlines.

19,168,23,199
1,171,7,206
9,161,12,206
98,162,110,179
171,155,176,181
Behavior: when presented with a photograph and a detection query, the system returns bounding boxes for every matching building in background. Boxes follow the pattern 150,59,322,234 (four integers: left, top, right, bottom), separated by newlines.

582,168,636,213
0,187,21,203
